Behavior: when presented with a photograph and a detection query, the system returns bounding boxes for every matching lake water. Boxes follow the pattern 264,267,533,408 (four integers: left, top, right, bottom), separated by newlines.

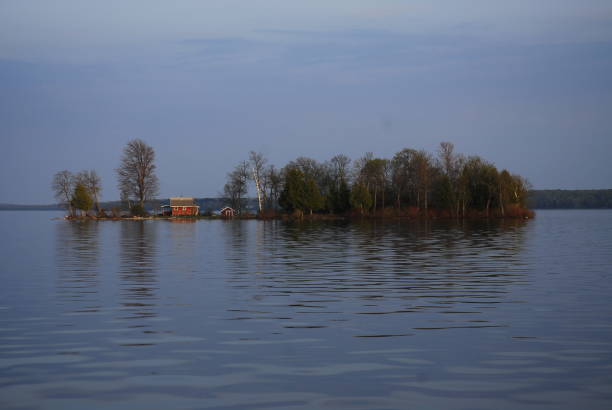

1,210,611,409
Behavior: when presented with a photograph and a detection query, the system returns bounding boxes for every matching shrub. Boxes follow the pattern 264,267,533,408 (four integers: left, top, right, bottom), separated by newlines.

130,203,148,217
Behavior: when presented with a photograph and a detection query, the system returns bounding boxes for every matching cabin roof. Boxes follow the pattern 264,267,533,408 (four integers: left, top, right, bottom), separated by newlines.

170,197,196,206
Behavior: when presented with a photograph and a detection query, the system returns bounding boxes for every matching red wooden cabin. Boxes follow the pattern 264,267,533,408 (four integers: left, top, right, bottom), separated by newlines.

169,197,200,216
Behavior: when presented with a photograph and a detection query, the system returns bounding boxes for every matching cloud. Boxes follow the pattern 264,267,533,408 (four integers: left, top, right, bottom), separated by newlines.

181,38,255,55
178,29,483,75
177,29,612,93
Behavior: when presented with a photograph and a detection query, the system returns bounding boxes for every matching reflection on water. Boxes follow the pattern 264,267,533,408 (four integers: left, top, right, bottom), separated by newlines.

166,219,198,276
221,219,529,336
1,211,612,410
55,221,100,308
119,221,159,320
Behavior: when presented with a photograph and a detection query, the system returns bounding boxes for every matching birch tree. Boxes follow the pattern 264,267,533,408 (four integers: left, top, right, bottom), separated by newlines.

249,151,267,213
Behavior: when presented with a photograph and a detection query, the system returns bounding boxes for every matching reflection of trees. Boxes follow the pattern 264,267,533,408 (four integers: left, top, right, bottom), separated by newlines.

237,219,530,329
350,218,529,274
223,220,280,281
278,220,354,273
166,219,197,276
119,221,159,319
351,219,530,329
222,219,252,276
350,217,529,282
55,221,100,308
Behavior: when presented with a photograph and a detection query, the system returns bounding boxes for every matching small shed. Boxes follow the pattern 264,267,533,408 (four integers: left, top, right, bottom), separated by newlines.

160,205,172,216
169,197,200,216
219,207,236,218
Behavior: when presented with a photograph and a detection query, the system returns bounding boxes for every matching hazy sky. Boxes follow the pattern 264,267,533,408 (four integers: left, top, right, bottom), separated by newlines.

1,1,611,203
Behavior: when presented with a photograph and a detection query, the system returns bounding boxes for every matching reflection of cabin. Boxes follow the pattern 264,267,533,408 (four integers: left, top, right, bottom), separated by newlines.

219,207,235,218
164,197,200,216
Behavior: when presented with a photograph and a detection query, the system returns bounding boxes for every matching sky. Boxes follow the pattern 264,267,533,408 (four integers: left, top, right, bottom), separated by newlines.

1,0,611,204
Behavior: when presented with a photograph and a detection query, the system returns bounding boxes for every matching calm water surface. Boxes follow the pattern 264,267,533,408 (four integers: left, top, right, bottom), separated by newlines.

1,210,611,409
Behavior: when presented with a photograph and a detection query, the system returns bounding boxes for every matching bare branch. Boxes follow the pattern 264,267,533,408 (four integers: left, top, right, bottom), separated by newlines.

52,170,75,215
116,139,159,209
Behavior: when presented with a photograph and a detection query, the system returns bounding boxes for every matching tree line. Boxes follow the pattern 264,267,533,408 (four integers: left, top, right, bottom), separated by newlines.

529,190,612,209
224,142,532,218
52,139,159,217
52,139,532,218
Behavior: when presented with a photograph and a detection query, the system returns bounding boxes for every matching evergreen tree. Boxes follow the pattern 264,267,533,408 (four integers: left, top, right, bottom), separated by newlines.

71,183,93,216
279,168,306,213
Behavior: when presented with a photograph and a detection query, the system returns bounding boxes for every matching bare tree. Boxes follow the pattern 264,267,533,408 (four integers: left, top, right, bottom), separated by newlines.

223,180,243,212
391,148,416,209
265,165,282,210
330,154,351,189
413,150,433,211
354,155,387,212
292,157,319,178
352,152,373,184
438,142,457,179
116,139,159,209
511,174,530,207
236,161,250,213
454,154,467,217
52,170,75,216
285,156,328,191
76,170,102,213
258,164,284,211
248,151,267,214
437,142,461,216
367,158,388,212
224,162,249,214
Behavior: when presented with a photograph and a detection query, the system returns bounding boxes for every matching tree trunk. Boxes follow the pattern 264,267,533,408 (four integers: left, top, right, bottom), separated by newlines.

252,167,263,213
373,186,377,213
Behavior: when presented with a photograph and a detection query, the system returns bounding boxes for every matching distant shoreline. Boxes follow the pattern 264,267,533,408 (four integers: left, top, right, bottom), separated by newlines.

2,189,611,211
